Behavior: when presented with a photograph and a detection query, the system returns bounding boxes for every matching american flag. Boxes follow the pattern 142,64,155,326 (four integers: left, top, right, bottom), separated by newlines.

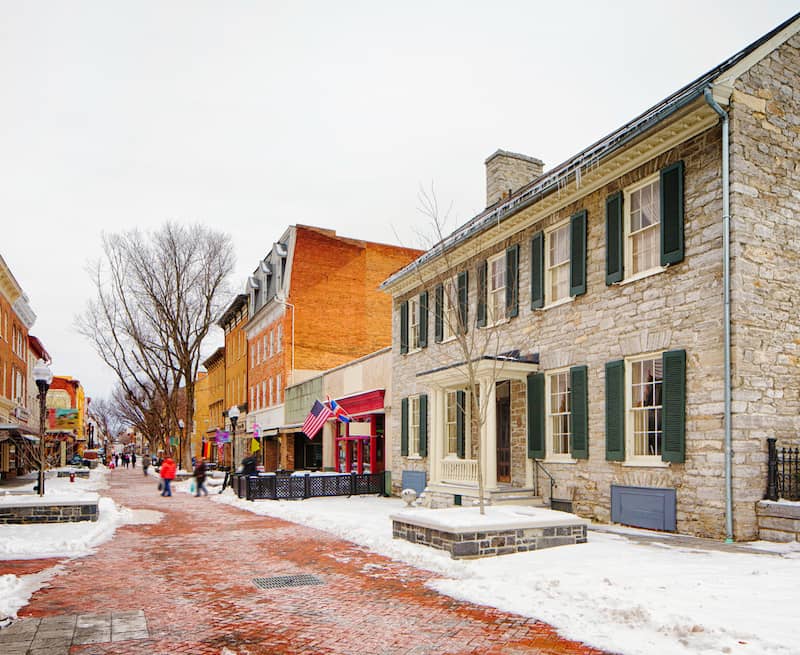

301,400,333,439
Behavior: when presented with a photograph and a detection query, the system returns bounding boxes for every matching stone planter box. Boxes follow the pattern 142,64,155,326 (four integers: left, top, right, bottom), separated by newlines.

391,506,588,559
57,469,91,478
0,494,99,524
756,500,800,542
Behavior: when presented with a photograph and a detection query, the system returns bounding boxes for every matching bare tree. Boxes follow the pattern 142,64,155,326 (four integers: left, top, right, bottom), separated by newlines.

77,222,234,471
87,397,122,449
405,185,516,514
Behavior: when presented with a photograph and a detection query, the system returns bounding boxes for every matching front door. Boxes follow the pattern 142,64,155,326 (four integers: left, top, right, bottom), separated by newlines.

496,381,511,483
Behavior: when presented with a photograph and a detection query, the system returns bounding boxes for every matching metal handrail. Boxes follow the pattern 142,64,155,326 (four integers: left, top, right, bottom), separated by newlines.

533,460,554,506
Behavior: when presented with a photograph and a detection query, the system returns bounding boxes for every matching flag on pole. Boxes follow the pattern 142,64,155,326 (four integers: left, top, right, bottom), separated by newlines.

301,400,333,439
250,437,261,453
327,396,352,423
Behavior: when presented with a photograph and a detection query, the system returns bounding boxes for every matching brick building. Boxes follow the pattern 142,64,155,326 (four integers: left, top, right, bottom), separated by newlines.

244,225,422,471
202,347,226,465
383,14,800,540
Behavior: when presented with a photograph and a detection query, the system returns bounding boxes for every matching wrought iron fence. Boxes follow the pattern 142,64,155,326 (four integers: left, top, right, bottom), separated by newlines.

234,472,385,501
766,438,800,501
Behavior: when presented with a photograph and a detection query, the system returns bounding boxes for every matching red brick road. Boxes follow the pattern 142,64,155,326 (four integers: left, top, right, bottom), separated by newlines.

13,468,612,654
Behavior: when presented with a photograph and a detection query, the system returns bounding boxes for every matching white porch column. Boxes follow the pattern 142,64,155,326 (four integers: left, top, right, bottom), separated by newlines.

481,378,498,491
429,387,444,485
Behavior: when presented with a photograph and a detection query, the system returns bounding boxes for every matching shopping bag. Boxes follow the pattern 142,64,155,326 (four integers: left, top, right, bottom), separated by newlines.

158,480,163,491
190,479,196,494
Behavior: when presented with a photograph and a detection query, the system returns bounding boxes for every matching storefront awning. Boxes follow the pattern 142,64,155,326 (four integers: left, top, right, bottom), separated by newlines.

0,424,40,443
334,389,385,417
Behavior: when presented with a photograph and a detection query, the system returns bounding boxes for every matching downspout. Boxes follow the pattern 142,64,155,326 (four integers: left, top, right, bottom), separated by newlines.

704,87,734,543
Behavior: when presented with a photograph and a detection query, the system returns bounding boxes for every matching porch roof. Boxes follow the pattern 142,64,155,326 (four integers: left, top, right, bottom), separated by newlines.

416,355,538,386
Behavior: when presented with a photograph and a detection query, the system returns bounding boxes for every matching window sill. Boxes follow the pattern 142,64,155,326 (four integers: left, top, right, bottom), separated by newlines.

616,266,668,286
543,457,578,465
537,297,574,312
622,459,670,468
481,318,509,329
406,454,423,461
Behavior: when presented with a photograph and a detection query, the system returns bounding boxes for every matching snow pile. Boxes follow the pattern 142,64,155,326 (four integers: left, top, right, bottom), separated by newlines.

215,493,800,655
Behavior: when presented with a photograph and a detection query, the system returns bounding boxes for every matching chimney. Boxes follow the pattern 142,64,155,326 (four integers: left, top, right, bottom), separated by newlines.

485,150,544,207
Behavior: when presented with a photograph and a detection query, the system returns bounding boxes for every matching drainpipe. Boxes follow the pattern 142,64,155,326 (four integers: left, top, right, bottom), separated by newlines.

704,87,733,543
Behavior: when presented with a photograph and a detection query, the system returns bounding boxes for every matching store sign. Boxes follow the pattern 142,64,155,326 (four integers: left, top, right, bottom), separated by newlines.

12,406,30,422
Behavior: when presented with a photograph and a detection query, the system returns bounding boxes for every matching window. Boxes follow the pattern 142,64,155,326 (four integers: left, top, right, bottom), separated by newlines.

261,381,266,409
276,325,282,352
547,370,571,457
251,386,255,410
626,175,661,276
488,253,506,324
251,348,255,368
409,395,420,456
269,330,274,357
629,356,663,458
443,279,458,340
276,373,282,404
269,378,274,406
262,335,267,360
546,224,570,303
445,390,458,455
409,297,420,350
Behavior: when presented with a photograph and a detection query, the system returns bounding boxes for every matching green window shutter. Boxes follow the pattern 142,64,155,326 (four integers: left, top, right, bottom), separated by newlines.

457,270,469,334
434,284,443,343
605,360,625,461
476,261,487,327
570,365,589,459
661,349,686,463
505,244,519,318
570,210,587,297
419,291,428,348
456,389,466,459
530,231,544,309
526,372,545,459
660,161,685,266
400,397,409,456
419,394,428,457
399,301,408,354
606,192,624,285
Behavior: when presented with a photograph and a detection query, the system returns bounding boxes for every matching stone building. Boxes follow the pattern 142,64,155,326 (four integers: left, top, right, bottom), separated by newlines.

382,14,800,540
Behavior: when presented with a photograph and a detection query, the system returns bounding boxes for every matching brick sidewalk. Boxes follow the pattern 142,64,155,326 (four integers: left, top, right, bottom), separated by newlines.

12,467,613,654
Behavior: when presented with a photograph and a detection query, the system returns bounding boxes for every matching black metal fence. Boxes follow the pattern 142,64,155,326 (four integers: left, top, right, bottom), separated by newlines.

766,438,800,501
231,472,385,501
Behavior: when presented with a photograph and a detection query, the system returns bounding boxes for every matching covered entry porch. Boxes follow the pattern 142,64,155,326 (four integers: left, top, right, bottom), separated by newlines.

418,356,540,503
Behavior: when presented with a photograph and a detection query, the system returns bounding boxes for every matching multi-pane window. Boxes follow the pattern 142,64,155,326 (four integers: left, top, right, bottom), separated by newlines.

548,371,571,456
443,279,458,339
627,176,661,275
261,381,266,408
630,357,663,457
547,224,570,303
269,378,274,406
276,325,282,352
276,373,282,404
409,395,420,456
269,331,274,357
409,297,420,350
488,253,506,324
445,390,458,455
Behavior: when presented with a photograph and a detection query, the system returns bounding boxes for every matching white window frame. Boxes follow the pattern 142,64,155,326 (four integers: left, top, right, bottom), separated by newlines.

408,297,420,351
276,325,283,353
269,330,274,357
625,352,666,467
443,387,470,458
409,395,421,457
545,368,575,463
276,373,282,404
269,377,274,406
545,221,571,306
261,381,266,409
487,252,506,326
624,173,662,280
443,278,458,341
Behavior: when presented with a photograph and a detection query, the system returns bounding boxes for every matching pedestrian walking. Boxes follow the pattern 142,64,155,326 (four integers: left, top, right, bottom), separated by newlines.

160,456,176,497
142,456,150,476
114,453,119,468
131,452,137,468
193,457,209,497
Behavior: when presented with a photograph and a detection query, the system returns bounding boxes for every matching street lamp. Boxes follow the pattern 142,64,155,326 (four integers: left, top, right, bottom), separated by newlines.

228,405,240,469
33,359,53,497
178,419,185,471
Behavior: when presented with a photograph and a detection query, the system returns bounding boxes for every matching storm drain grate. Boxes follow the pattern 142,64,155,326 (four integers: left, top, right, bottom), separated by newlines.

252,574,324,590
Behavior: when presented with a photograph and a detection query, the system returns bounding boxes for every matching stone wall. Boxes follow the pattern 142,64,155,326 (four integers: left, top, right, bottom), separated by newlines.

0,500,98,524
728,34,800,539
755,501,800,542
392,519,587,559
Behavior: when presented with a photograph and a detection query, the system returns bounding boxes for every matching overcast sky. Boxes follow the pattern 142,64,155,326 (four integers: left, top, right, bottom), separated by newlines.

2,1,797,400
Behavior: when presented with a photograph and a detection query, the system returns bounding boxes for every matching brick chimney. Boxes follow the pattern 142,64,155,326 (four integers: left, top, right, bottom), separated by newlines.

485,150,544,207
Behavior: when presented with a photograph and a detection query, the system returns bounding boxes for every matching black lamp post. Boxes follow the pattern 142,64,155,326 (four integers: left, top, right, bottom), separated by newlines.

33,359,53,497
228,405,240,469
178,419,185,471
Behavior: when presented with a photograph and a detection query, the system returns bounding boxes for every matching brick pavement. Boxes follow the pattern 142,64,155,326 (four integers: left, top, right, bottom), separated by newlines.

10,467,613,654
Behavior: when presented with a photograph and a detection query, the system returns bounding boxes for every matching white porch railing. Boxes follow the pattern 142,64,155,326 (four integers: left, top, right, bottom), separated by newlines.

440,458,478,484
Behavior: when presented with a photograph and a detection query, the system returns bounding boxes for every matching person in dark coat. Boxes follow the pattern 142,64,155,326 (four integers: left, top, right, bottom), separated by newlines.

240,455,257,475
193,457,208,496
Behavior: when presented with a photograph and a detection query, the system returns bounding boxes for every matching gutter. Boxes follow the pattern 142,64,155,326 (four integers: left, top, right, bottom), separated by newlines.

704,88,734,544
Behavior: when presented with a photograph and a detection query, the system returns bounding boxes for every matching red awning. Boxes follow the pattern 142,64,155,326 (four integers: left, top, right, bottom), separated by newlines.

335,389,385,417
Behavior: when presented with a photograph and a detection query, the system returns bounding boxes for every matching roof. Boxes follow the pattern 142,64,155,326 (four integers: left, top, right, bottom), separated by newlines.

202,346,226,369
28,335,51,361
217,294,249,329
382,11,800,291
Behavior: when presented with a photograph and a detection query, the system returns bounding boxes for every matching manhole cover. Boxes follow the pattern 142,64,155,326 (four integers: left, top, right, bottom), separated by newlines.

253,574,324,589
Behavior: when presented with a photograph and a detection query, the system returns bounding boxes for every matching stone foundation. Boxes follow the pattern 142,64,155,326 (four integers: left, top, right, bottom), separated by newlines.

57,469,91,478
0,498,99,524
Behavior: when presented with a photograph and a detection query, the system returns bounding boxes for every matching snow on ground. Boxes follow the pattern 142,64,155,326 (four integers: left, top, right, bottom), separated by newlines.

213,490,800,655
0,466,162,620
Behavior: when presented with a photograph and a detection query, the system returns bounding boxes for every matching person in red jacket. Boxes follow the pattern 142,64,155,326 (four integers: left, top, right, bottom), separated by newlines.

160,457,177,497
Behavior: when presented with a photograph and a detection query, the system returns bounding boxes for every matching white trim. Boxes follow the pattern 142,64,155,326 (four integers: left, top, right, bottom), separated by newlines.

545,367,572,460
486,252,506,326
544,219,571,305
624,351,665,465
539,296,575,312
616,265,668,286
623,172,661,279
